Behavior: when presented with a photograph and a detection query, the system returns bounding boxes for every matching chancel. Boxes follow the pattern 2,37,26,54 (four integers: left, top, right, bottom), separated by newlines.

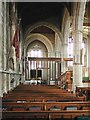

0,1,90,120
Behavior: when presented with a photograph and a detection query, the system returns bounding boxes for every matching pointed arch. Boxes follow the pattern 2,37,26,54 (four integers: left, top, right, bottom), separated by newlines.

25,33,53,54
24,22,63,44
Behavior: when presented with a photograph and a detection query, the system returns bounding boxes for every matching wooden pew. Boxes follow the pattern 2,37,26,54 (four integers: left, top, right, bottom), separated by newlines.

2,84,89,119
2,85,81,98
3,101,90,111
3,95,85,103
76,86,90,100
2,110,90,119
3,84,86,102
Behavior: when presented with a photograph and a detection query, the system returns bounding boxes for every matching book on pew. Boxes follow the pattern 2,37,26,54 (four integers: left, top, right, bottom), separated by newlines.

65,106,77,110
77,116,90,120
28,106,41,111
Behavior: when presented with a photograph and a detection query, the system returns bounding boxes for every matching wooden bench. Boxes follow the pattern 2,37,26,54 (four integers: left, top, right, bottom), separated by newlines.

3,101,90,111
3,95,85,103
76,86,90,100
2,110,90,119
2,84,89,119
3,85,86,102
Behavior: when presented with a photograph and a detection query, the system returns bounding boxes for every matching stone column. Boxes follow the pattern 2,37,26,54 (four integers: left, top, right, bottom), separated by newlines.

55,33,61,83
55,33,61,57
50,61,53,81
55,62,60,85
87,35,90,78
61,43,68,73
52,61,56,81
72,30,83,93
9,3,17,72
55,62,58,80
11,24,17,71
3,3,7,93
8,74,11,91
6,4,13,92
72,1,86,93
0,1,3,97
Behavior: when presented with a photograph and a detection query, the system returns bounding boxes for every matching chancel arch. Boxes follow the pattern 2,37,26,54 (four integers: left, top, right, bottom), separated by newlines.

25,33,53,54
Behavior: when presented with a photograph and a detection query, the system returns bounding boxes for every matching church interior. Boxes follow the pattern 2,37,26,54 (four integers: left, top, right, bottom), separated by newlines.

0,1,90,120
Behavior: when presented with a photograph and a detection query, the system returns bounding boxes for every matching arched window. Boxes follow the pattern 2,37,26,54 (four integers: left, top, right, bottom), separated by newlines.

28,49,42,69
67,37,86,66
30,49,42,57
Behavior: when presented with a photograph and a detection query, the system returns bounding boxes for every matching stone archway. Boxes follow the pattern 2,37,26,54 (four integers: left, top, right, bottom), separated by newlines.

25,33,53,55
24,21,63,44
24,33,54,83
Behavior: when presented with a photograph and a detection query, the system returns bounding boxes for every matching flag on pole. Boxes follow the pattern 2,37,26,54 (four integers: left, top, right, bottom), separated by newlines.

13,27,19,58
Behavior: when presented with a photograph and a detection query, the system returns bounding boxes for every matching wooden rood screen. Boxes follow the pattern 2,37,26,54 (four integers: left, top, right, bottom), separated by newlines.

25,57,73,85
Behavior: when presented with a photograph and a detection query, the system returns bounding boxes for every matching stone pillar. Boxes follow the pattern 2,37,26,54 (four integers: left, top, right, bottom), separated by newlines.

55,62,60,85
47,61,50,85
0,2,3,97
3,3,7,93
55,62,58,80
61,43,68,73
52,61,56,81
11,24,17,71
8,74,11,91
55,33,61,84
55,33,61,56
87,35,90,78
6,3,12,92
9,3,17,72
71,1,86,93
72,30,83,93
50,61,53,81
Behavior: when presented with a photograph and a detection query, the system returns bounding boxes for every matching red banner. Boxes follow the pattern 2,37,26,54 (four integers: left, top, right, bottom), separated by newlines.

13,28,19,58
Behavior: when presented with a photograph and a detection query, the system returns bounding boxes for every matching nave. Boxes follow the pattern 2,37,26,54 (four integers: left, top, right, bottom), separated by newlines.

0,1,90,120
